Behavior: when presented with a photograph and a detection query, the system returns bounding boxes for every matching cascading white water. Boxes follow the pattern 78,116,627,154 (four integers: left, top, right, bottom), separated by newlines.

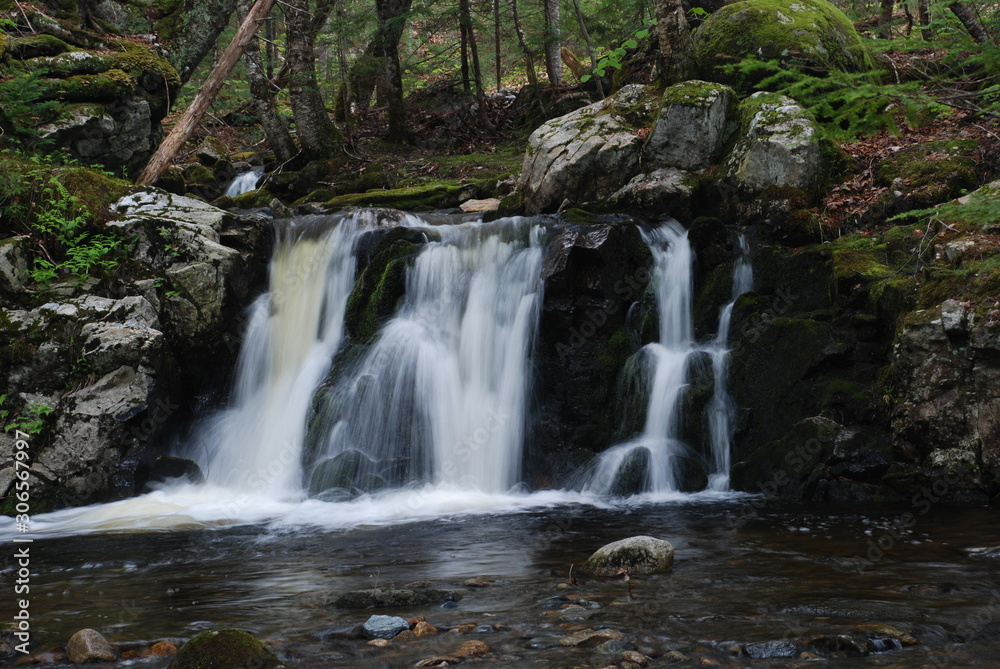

193,214,367,497
583,220,694,495
705,233,753,491
312,220,544,494
225,166,265,198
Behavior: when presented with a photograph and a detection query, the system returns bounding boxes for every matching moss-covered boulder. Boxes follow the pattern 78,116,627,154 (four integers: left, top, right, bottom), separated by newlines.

693,0,874,93
170,629,289,669
724,93,821,200
582,535,674,575
325,183,477,212
643,80,737,171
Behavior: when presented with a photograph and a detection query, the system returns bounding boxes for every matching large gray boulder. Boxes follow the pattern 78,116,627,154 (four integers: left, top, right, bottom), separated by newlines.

643,80,736,171
108,191,245,347
519,85,660,214
0,236,30,295
582,535,675,575
724,93,820,196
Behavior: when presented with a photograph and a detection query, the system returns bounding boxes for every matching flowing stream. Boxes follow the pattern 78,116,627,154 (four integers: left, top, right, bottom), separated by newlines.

3,212,996,667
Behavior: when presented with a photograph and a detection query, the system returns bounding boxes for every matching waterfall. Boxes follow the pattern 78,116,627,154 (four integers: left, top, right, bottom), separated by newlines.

582,224,752,496
583,220,694,495
705,233,753,491
309,219,545,495
225,166,264,198
192,213,369,497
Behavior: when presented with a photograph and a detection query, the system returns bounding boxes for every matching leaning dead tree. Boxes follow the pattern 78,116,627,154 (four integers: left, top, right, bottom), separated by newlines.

137,0,278,186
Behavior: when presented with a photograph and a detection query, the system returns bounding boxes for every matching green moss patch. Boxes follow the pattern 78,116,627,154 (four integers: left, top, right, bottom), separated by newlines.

345,231,424,342
172,629,289,669
325,183,469,212
694,0,873,93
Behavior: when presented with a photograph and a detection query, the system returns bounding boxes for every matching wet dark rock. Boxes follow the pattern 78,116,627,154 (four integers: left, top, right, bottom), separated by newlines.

810,633,875,656
744,640,798,659
145,456,204,487
333,588,461,609
361,615,410,640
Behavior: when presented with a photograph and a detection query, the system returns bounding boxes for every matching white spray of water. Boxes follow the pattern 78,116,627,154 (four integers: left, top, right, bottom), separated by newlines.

225,166,264,198
313,220,544,494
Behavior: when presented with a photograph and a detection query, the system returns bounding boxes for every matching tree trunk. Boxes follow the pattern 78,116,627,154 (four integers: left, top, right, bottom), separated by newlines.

949,2,990,44
282,0,343,160
460,12,471,93
154,0,240,84
137,0,278,186
459,0,494,130
878,0,894,38
917,0,931,40
509,0,547,115
543,0,562,86
653,0,695,85
377,0,408,142
337,0,413,115
237,0,298,163
494,0,502,89
570,0,603,97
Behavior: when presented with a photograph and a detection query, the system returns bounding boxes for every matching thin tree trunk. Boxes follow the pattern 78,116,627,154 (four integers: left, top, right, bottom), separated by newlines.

494,0,502,89
237,0,298,163
460,13,471,93
878,0,894,38
377,0,408,142
653,0,695,85
459,0,494,130
282,0,343,160
543,0,561,86
570,0,603,97
137,0,278,186
337,0,412,115
949,2,990,44
917,0,931,40
336,0,353,145
265,13,275,79
509,0,547,115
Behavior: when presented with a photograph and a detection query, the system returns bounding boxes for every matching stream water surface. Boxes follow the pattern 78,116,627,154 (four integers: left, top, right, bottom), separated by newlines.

8,497,1000,668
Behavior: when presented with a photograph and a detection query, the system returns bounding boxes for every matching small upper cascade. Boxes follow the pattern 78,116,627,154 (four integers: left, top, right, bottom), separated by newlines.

225,166,265,198
308,219,546,496
705,233,754,491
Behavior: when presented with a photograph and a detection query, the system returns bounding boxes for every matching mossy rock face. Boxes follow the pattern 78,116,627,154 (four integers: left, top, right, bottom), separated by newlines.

344,229,426,342
730,416,839,496
693,0,873,93
866,139,979,223
171,629,289,669
58,166,131,224
582,535,675,576
230,188,275,210
41,68,137,102
7,34,70,59
325,183,474,212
